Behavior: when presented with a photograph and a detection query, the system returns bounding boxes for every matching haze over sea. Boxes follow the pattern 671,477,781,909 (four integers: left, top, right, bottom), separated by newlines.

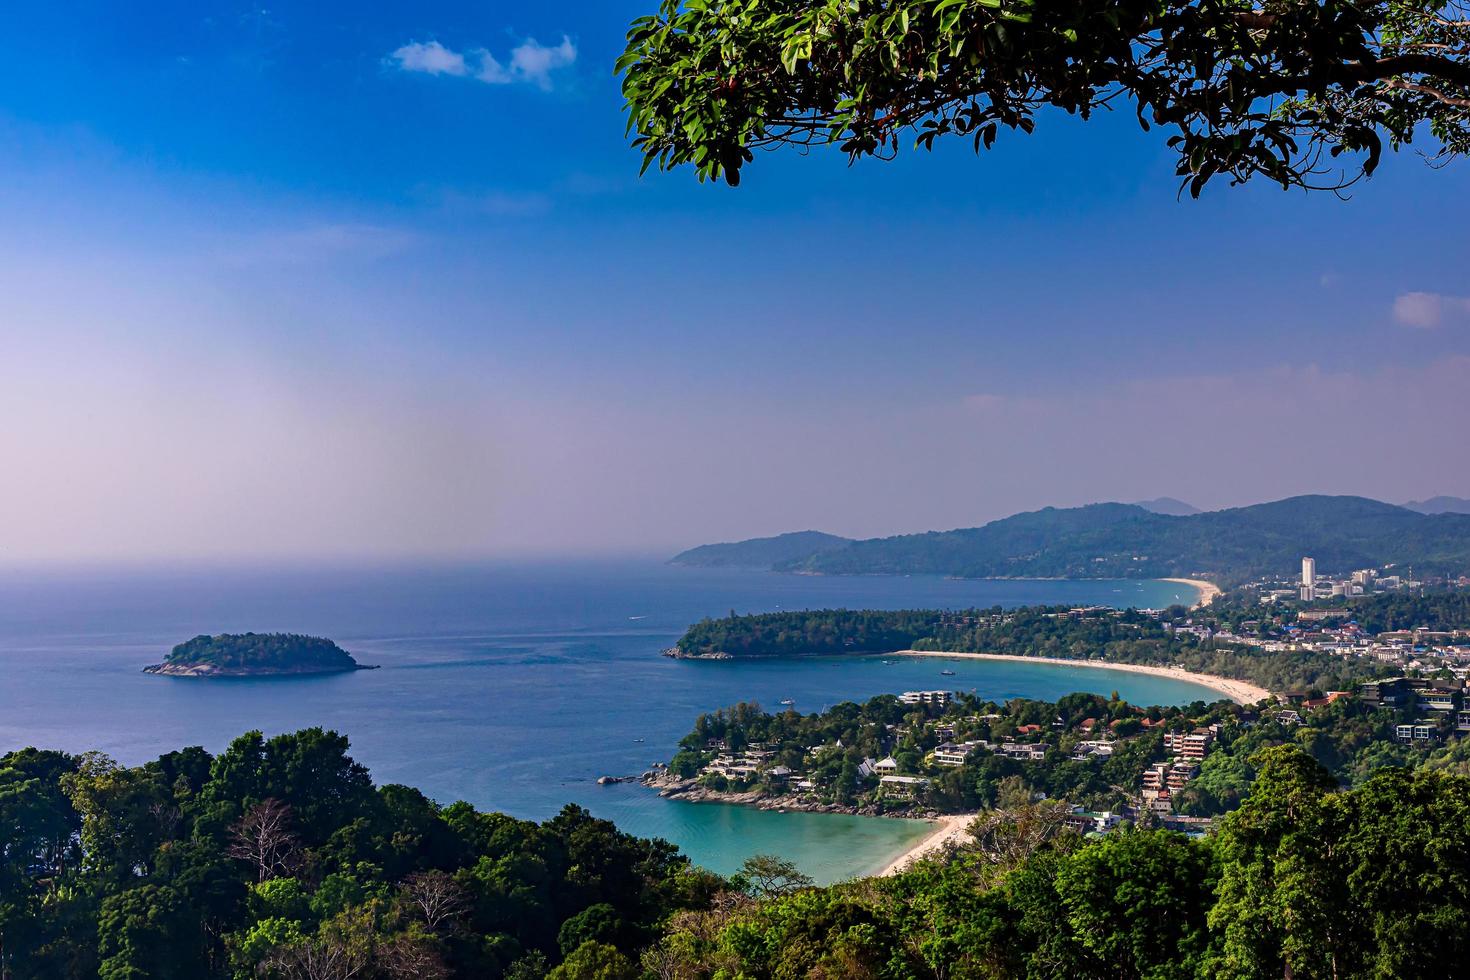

0,560,1212,882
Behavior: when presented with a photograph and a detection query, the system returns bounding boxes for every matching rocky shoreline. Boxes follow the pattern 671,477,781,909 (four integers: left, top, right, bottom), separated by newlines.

661,648,732,660
642,773,944,820
142,663,380,677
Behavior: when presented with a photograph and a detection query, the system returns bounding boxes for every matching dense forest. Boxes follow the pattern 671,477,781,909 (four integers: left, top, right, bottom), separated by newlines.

0,728,716,978
648,749,1470,979
154,634,366,675
6,728,1467,977
672,495,1470,583
676,606,1384,694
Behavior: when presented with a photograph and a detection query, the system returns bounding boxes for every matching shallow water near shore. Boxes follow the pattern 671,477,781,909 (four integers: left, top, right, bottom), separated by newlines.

0,560,1211,883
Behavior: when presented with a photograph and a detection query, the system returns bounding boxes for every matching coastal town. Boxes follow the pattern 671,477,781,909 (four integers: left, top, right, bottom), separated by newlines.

647,671,1470,840
1167,557,1470,672
647,560,1470,853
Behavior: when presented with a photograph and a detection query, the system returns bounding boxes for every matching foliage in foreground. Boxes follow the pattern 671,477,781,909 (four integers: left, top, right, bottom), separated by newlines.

5,729,1470,978
0,728,718,979
652,748,1470,979
620,0,1470,192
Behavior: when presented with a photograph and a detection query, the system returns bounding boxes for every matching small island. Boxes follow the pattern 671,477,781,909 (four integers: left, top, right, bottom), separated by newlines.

143,632,377,677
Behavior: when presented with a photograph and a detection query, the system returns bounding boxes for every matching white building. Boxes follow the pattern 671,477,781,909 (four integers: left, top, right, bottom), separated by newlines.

933,741,981,766
1301,557,1317,601
900,690,954,706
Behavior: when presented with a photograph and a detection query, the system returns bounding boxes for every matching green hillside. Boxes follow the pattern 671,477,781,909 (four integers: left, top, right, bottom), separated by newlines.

147,633,369,676
670,529,853,568
676,496,1470,584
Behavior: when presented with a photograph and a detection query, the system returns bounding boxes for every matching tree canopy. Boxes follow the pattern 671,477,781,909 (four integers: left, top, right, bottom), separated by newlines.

619,0,1470,192
155,633,366,675
648,752,1470,978
0,728,719,979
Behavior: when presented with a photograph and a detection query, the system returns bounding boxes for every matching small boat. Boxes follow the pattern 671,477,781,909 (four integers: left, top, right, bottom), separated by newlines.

633,737,645,743
779,698,796,706
939,669,956,676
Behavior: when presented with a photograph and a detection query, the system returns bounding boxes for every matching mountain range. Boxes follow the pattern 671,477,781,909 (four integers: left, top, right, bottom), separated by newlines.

1403,496,1470,516
1132,496,1203,516
671,495,1470,584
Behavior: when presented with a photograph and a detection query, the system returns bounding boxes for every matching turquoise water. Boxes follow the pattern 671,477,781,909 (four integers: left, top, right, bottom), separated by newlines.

0,561,1210,883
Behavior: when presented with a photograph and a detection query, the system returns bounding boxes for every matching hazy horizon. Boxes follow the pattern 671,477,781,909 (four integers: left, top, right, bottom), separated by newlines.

1,488,1465,569
2,1,1467,565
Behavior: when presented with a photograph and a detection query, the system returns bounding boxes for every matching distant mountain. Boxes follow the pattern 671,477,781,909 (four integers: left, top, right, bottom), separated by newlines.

1132,496,1202,516
1404,496,1470,515
670,530,853,568
674,496,1470,584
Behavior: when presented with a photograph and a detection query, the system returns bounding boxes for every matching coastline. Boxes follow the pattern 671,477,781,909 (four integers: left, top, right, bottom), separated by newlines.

894,650,1270,704
646,776,939,819
141,663,378,677
644,777,971,879
878,813,977,876
1161,578,1222,608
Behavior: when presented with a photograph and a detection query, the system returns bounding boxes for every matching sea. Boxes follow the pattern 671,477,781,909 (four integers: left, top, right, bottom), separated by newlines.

0,559,1212,883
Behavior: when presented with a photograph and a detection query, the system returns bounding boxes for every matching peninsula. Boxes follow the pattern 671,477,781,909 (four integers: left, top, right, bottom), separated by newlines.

143,632,377,677
668,604,1384,697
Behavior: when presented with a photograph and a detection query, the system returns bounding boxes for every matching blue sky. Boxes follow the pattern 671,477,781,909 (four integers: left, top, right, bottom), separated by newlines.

1,1,1467,563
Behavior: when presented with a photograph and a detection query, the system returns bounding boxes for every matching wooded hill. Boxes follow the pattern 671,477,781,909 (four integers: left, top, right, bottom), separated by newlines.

672,495,1470,584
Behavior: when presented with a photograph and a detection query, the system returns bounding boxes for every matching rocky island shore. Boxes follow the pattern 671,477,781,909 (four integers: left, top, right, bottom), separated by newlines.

642,771,949,819
143,632,378,677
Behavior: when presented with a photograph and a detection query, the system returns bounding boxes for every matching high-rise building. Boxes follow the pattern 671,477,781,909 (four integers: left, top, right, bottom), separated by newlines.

1301,557,1316,601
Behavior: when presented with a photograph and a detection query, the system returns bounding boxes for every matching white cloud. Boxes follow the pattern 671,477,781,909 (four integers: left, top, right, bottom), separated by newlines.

390,40,468,77
390,35,576,89
1393,291,1470,329
504,35,577,89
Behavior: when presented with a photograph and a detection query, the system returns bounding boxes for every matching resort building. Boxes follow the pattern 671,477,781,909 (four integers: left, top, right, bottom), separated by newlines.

1419,690,1458,712
934,741,982,766
1070,740,1115,761
1395,722,1440,745
1063,808,1123,835
900,690,954,706
878,775,929,798
999,743,1047,761
1163,729,1214,759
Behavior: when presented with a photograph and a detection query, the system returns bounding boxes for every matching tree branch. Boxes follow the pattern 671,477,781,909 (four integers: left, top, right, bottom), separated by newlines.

1381,77,1470,108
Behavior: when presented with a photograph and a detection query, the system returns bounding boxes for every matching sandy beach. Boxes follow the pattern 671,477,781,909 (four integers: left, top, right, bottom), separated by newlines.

894,650,1271,704
1161,578,1222,608
879,813,977,875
